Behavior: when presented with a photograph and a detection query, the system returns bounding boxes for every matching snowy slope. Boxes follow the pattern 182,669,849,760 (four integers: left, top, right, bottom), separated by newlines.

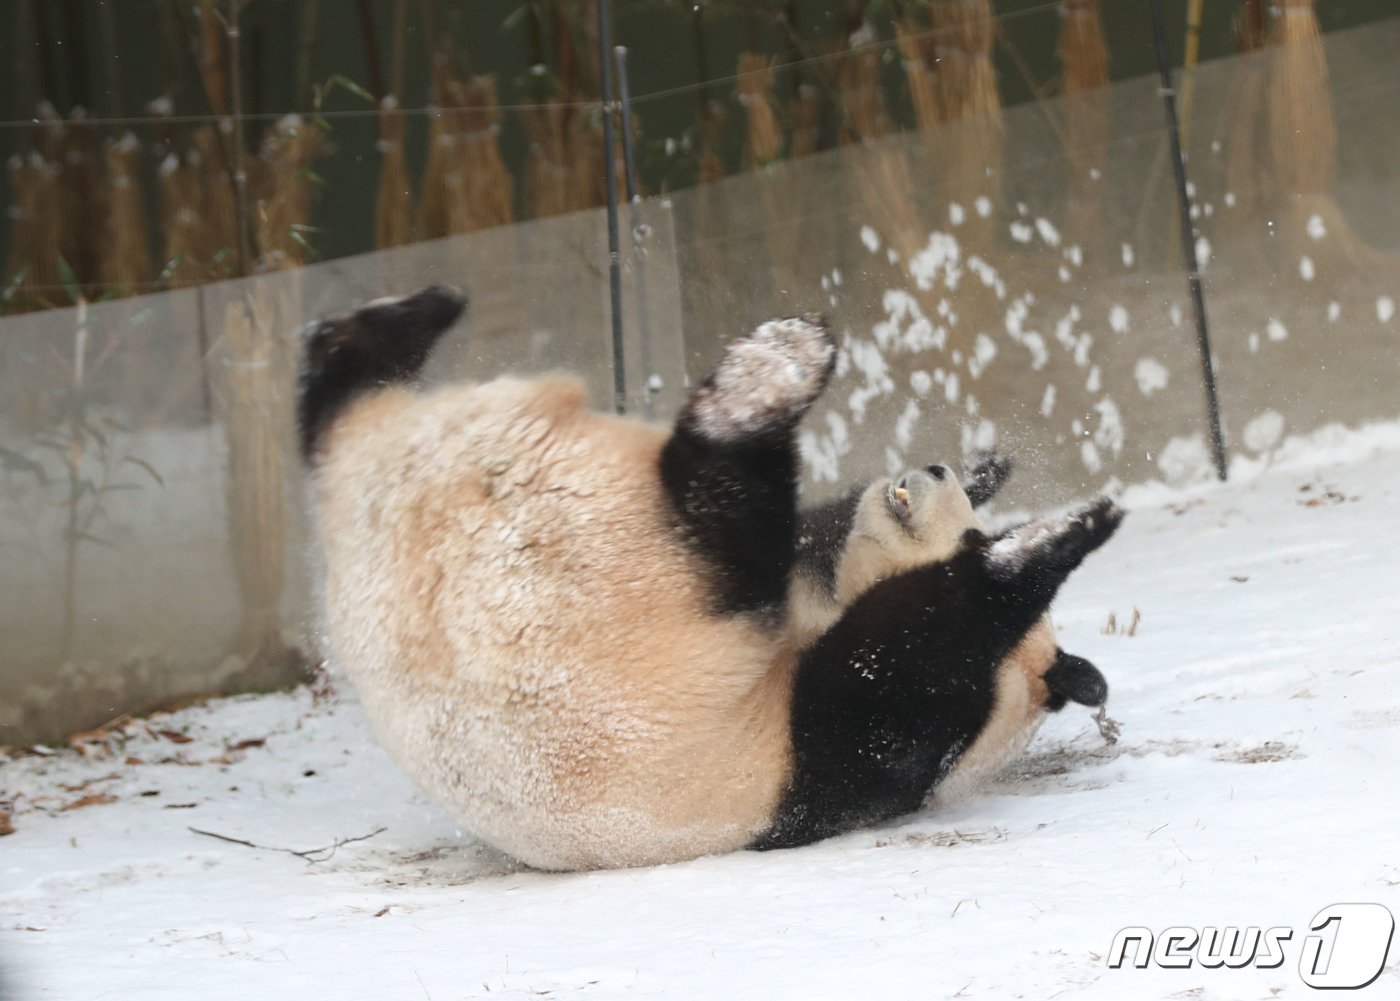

2,423,1399,1001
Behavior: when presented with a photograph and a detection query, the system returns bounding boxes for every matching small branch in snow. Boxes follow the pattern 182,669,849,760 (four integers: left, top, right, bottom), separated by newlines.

1093,706,1121,745
188,825,387,863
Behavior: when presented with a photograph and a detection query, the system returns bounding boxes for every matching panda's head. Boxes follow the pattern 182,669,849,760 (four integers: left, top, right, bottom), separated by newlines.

833,464,978,606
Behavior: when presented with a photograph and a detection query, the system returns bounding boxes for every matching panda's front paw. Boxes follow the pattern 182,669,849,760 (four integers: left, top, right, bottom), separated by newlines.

961,450,1013,509
985,497,1124,583
685,315,836,443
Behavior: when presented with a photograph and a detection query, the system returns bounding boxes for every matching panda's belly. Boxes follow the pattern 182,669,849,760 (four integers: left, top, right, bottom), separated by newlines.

316,379,792,869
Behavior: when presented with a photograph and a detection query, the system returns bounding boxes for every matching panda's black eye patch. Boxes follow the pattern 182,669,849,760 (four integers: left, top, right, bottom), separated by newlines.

1043,650,1108,711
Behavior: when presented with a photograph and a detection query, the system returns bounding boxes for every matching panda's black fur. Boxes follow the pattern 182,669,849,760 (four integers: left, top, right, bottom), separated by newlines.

298,286,1121,868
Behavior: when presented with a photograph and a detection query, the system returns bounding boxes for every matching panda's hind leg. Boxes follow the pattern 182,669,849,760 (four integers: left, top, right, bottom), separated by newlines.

660,315,836,619
297,285,467,462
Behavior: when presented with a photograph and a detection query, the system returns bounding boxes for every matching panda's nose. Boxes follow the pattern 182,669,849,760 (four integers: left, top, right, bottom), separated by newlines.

925,463,948,481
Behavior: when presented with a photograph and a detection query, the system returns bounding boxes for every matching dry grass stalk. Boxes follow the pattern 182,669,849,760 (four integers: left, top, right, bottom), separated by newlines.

158,149,204,287
1268,0,1334,196
374,96,414,248
60,108,105,293
456,75,514,231
219,291,288,663
523,100,574,219
788,84,822,161
698,101,728,185
193,126,239,278
567,112,605,212
4,149,63,305
254,114,322,270
896,20,941,134
99,132,153,298
931,0,1003,249
1057,0,1110,256
417,54,454,239
1222,0,1275,222
737,53,783,170
837,44,891,145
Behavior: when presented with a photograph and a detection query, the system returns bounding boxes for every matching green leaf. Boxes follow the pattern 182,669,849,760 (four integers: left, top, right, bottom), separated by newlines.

328,74,374,104
123,456,166,487
157,254,185,283
1,267,30,304
57,255,81,303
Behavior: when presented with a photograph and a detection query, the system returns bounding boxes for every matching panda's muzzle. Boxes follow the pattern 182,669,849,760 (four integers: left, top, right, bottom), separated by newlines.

1043,650,1109,711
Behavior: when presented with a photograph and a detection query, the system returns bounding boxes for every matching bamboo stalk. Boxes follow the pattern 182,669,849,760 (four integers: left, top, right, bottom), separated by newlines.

1057,0,1110,257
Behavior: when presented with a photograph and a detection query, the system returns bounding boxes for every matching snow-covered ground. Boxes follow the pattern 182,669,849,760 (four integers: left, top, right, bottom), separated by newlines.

3,422,1399,1000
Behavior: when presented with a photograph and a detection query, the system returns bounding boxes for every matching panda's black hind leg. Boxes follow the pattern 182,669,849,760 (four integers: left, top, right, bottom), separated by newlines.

660,315,836,619
297,285,467,462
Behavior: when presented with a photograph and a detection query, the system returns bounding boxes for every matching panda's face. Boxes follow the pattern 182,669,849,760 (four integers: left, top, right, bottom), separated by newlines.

834,465,978,606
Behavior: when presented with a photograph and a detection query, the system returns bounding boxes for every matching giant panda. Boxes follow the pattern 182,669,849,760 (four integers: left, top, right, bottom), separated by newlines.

298,285,1122,869
786,456,1109,800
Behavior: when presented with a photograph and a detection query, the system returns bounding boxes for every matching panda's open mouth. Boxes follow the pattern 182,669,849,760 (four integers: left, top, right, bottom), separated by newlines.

885,481,915,532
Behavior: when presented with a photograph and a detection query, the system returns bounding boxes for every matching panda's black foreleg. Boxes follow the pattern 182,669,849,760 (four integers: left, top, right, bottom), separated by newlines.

297,285,468,462
752,497,1123,851
659,315,836,619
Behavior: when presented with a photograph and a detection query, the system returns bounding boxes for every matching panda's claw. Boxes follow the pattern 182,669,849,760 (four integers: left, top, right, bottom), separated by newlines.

684,315,836,444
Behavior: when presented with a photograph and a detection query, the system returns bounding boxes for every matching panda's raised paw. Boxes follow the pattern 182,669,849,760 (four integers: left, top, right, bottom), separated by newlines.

685,315,836,443
984,496,1124,583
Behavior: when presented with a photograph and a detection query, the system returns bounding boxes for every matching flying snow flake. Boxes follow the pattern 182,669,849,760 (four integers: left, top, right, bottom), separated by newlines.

894,399,920,452
1009,221,1034,244
1224,191,1237,207
1327,301,1342,323
948,202,965,226
1022,333,1048,370
1134,357,1169,396
1080,440,1102,473
1185,180,1197,198
908,232,962,292
1086,366,1102,393
1040,384,1057,417
1034,218,1061,247
972,418,996,450
1243,410,1285,454
1307,213,1327,241
831,268,842,287
1058,265,1071,283
1015,201,1028,216
1073,332,1093,368
1121,243,1135,268
1109,305,1129,334
646,374,665,392
1195,236,1212,270
885,447,905,477
886,248,900,265
968,334,997,379
974,195,992,218
1378,296,1396,324
910,370,933,396
1093,397,1124,455
944,372,960,404
1169,304,1183,327
1267,318,1288,342
1299,255,1315,281
1065,244,1084,268
1248,333,1260,354
1157,434,1212,484
860,226,881,253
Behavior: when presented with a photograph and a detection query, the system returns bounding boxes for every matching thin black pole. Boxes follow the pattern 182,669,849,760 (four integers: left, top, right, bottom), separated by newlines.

1150,0,1228,481
598,0,627,415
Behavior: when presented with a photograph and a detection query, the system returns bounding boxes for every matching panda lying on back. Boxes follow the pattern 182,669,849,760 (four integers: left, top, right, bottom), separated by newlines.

299,286,1121,870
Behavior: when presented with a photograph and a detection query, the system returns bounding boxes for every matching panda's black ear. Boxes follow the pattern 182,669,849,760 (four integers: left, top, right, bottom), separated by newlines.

1043,650,1108,712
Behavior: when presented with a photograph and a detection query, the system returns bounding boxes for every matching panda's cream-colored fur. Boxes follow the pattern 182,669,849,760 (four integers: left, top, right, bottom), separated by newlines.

314,375,794,870
786,469,1058,799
